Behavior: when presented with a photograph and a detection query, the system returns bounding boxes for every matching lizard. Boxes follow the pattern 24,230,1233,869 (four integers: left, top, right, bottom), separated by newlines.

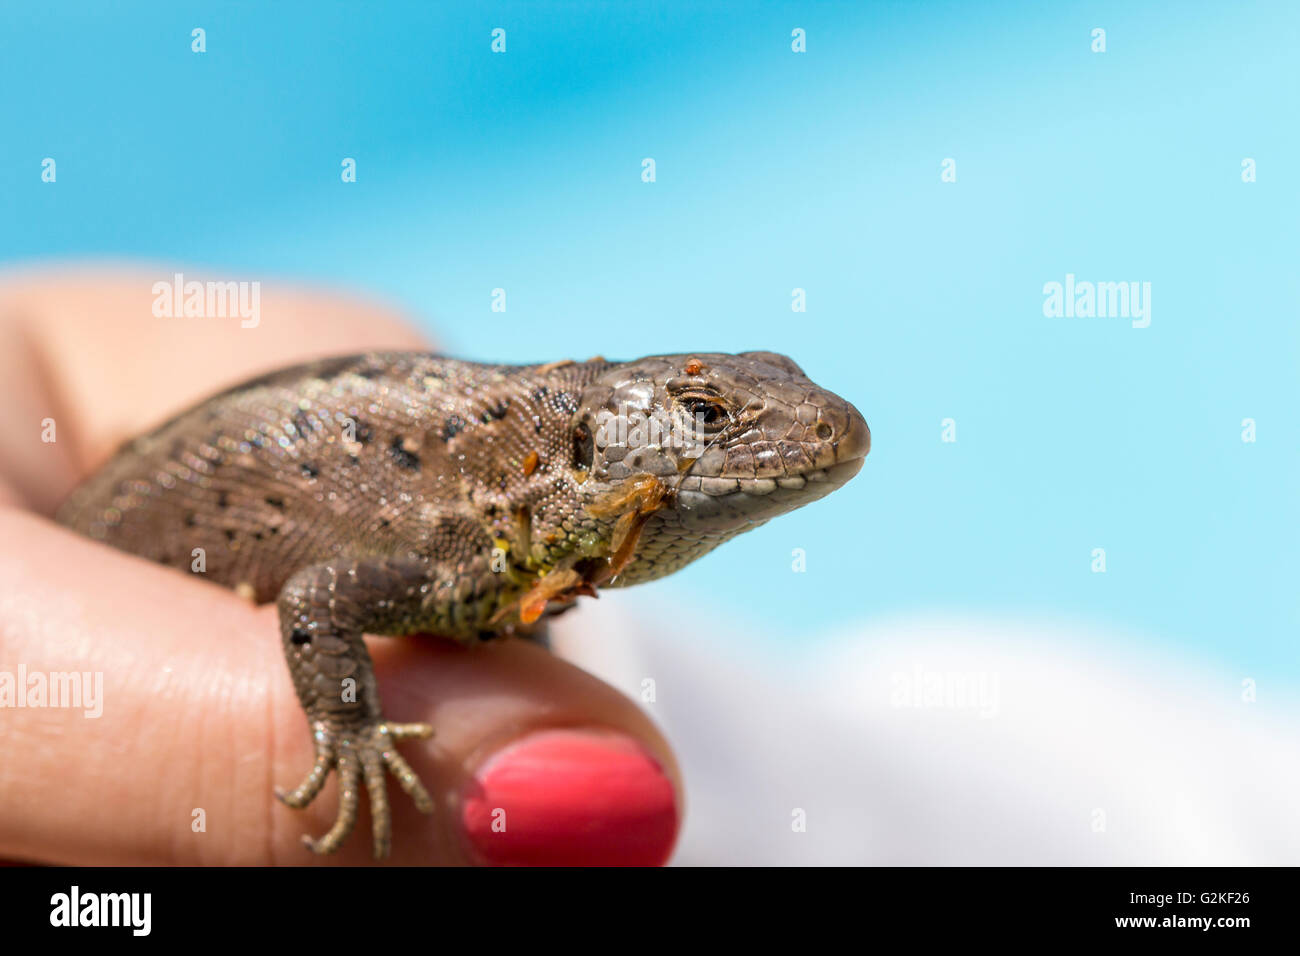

56,349,870,858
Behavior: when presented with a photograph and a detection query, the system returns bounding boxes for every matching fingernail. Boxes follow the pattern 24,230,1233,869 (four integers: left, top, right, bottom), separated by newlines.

461,728,679,866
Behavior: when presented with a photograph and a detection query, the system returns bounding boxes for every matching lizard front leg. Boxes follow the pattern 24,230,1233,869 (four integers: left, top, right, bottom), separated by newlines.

274,559,441,858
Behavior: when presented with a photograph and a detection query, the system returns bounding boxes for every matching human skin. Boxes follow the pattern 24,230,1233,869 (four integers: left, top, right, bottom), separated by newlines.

0,267,682,865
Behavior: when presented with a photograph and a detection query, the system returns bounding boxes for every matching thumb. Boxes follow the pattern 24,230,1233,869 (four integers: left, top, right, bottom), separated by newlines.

0,508,682,865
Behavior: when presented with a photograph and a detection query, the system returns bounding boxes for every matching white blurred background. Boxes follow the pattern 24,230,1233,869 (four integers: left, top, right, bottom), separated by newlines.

555,598,1300,866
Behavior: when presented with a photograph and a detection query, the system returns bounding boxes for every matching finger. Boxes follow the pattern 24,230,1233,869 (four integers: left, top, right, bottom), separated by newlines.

0,509,682,865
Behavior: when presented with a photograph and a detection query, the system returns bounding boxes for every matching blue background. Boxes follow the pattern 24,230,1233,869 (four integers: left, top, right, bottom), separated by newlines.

3,2,1295,682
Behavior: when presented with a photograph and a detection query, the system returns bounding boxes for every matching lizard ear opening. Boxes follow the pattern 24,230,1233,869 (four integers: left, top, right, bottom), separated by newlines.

572,423,594,471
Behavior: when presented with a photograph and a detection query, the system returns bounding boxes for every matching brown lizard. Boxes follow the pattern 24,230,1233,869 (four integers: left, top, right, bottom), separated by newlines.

56,350,870,858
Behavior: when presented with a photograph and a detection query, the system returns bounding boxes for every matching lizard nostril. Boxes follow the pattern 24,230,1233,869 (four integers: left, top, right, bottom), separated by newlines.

814,422,833,441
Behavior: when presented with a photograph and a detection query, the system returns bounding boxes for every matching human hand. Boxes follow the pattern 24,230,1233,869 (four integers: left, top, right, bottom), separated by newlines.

0,267,681,865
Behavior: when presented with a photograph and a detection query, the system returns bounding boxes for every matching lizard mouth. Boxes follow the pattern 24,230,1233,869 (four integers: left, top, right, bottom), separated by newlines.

671,457,864,527
677,458,862,498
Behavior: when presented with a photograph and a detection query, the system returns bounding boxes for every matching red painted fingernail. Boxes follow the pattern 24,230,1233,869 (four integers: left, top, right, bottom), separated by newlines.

461,728,679,866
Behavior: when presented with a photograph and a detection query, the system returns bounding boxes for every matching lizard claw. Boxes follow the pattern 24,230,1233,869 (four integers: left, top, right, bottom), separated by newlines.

277,719,435,858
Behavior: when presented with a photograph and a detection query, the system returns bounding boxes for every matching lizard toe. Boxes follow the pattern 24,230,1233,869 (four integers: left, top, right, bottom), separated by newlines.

275,731,335,809
300,748,362,854
282,719,435,856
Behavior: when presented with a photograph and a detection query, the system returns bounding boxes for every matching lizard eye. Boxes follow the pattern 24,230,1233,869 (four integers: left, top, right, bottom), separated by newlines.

572,423,594,471
679,396,730,433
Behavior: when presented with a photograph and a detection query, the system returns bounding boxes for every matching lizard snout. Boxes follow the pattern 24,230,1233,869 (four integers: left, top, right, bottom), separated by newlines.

832,401,870,463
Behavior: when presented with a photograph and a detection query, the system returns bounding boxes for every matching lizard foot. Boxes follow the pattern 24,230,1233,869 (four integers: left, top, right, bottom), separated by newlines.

275,719,435,858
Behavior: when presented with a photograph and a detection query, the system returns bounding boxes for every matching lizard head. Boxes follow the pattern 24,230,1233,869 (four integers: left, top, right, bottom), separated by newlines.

568,351,869,585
